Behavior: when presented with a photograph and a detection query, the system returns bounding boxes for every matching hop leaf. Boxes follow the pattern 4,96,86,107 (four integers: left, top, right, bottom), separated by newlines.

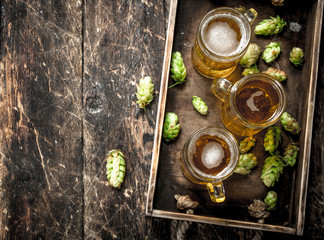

280,112,301,135
169,51,187,88
264,126,282,155
192,96,208,115
136,76,154,110
264,191,277,211
163,112,181,142
264,67,287,82
262,42,281,64
239,136,256,154
261,154,284,187
240,43,261,68
282,142,299,167
255,16,286,36
289,47,304,66
234,153,258,175
106,150,126,189
242,64,260,77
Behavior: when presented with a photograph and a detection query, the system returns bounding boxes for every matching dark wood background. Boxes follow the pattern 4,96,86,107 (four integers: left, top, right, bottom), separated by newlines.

0,0,323,239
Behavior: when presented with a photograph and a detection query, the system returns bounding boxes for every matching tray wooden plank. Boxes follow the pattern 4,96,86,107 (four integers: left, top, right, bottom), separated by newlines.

146,0,323,235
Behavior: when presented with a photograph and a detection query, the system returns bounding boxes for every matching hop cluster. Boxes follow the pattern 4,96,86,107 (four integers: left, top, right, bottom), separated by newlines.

261,154,284,188
264,67,287,82
264,126,282,155
106,150,126,189
192,96,208,115
255,16,287,36
264,191,277,211
289,47,304,66
170,51,187,88
281,112,301,135
234,153,258,175
162,112,181,142
136,76,155,110
262,42,281,64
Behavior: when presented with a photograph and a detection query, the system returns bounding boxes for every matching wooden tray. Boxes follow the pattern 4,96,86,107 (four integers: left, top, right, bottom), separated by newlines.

146,0,323,235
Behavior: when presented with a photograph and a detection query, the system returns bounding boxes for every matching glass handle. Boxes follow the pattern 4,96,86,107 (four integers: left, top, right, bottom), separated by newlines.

210,77,232,103
206,182,225,203
244,8,257,25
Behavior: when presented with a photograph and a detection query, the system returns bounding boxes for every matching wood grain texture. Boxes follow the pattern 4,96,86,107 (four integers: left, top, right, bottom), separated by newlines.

0,0,323,239
82,0,168,239
0,0,83,239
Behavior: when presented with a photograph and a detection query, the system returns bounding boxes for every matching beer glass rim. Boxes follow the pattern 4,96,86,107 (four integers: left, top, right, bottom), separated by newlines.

183,126,239,182
230,73,287,128
197,7,251,61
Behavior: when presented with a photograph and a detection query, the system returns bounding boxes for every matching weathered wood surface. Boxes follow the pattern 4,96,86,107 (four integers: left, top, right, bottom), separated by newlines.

0,0,323,239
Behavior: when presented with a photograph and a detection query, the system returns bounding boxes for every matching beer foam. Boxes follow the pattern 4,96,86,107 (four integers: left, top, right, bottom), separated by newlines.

204,21,239,56
201,142,224,169
202,13,248,57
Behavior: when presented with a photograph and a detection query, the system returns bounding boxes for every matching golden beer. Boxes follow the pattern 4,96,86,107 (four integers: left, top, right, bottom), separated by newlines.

192,7,257,78
211,73,287,136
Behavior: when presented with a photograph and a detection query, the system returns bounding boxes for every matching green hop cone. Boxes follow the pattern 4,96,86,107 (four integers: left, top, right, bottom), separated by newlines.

255,16,286,36
239,136,256,154
242,64,260,77
280,112,301,135
106,150,126,189
162,112,181,142
289,47,304,66
261,154,284,188
262,42,281,64
264,67,287,82
264,191,277,211
136,76,154,110
264,126,282,155
192,96,208,115
234,153,258,175
240,43,262,68
282,142,299,167
169,51,187,88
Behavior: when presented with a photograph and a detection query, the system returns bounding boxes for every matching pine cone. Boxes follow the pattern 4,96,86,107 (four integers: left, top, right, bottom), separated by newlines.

248,199,270,221
262,42,281,64
264,191,277,211
170,51,187,88
282,142,299,167
240,43,261,68
234,153,258,175
289,47,304,66
255,16,286,36
261,154,284,188
192,96,208,115
264,126,282,155
162,112,181,142
106,150,126,189
280,112,301,135
264,67,287,82
135,76,154,110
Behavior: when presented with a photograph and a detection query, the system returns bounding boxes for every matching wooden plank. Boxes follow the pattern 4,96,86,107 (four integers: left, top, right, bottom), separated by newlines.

82,0,168,238
0,0,83,238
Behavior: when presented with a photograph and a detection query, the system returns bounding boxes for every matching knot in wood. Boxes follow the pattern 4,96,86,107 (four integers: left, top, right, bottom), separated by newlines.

174,194,199,210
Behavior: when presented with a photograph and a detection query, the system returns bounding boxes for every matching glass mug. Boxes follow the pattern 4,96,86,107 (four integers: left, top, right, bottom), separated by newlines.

180,127,239,203
210,73,287,136
191,7,257,78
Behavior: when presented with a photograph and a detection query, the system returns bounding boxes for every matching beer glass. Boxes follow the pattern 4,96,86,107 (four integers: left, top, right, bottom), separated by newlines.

210,73,287,136
191,7,257,78
180,127,239,203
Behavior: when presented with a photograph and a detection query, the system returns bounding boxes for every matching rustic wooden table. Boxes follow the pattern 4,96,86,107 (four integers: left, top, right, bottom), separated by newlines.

0,0,323,239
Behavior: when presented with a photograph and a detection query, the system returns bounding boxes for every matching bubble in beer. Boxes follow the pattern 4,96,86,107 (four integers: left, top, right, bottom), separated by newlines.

201,142,225,169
